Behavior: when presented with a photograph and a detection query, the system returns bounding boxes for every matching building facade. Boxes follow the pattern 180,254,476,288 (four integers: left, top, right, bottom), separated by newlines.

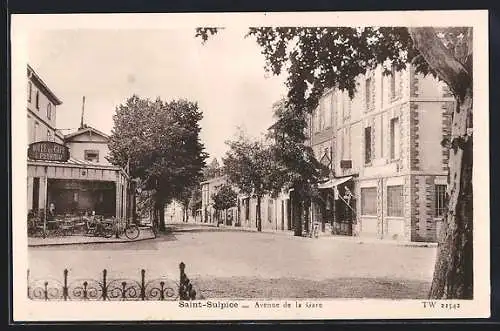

26,65,133,234
27,65,64,144
309,65,453,242
201,175,239,225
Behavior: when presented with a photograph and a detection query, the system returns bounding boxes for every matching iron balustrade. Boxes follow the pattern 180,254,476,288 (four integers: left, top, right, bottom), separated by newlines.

27,262,197,301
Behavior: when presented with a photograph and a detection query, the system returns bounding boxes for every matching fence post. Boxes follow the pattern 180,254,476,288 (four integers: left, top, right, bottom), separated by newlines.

140,269,146,300
63,269,68,301
179,262,186,300
102,269,108,301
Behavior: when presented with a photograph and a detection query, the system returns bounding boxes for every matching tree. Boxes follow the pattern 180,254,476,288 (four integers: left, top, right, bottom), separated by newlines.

196,27,473,299
223,133,275,232
211,184,238,225
188,186,202,217
108,96,208,231
267,98,326,236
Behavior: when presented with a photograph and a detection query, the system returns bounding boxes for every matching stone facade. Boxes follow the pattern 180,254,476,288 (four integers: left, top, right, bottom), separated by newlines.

308,64,454,242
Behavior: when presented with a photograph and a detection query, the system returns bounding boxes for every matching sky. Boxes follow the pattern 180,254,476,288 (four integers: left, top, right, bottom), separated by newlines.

28,29,287,161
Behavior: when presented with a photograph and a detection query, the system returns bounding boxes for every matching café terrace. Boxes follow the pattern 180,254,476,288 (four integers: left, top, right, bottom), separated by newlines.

27,141,134,234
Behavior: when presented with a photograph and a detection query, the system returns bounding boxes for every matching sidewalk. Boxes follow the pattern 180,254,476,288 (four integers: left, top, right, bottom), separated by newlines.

28,227,156,247
180,222,437,248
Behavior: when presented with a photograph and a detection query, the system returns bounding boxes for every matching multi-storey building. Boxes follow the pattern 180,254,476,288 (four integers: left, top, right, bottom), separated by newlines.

308,65,453,242
27,64,64,144
26,65,133,227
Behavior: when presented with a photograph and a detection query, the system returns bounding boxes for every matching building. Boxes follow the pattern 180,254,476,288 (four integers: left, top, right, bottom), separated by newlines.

308,65,453,242
63,126,112,165
201,175,238,226
237,191,292,232
27,65,64,144
26,65,133,233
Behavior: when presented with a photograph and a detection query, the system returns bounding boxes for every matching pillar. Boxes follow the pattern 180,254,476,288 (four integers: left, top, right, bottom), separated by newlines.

115,171,121,220
42,167,48,232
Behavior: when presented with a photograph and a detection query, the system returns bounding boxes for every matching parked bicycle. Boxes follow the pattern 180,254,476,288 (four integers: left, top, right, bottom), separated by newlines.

86,216,115,238
114,219,141,240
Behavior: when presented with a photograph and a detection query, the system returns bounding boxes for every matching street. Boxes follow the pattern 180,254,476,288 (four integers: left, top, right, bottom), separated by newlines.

28,224,437,299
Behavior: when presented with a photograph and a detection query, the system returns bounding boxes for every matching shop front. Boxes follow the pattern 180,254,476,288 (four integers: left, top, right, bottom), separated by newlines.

27,141,132,237
316,176,357,236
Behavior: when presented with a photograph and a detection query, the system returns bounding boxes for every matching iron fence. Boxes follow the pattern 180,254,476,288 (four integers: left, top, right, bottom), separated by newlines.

27,262,197,301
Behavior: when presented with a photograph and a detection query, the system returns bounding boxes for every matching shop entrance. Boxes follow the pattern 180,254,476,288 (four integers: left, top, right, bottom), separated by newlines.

47,179,116,217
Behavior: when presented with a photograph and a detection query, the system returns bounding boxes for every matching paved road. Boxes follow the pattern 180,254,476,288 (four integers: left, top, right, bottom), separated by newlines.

28,224,437,299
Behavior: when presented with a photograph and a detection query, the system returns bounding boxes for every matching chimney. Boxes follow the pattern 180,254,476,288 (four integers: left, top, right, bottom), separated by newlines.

80,96,86,129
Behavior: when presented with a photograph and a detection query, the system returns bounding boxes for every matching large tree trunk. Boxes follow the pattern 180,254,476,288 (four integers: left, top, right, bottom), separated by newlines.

409,27,473,299
158,203,166,231
429,90,473,299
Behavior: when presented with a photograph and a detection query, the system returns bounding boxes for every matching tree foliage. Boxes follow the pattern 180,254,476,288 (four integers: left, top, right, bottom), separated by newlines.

223,133,276,231
108,95,208,227
211,184,238,212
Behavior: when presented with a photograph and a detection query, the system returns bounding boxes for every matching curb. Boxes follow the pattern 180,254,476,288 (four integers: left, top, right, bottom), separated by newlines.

28,235,156,247
176,223,438,247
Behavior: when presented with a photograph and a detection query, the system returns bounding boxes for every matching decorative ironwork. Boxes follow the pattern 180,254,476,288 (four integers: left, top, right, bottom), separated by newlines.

27,262,197,301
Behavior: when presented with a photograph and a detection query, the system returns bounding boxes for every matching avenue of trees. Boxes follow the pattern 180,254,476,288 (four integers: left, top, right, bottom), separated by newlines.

107,95,208,231
196,27,473,299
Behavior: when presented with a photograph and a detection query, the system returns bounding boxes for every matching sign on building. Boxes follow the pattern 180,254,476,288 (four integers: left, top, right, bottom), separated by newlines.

28,141,70,162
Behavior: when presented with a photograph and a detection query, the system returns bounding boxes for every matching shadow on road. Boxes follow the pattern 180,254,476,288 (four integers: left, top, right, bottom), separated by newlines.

191,276,431,300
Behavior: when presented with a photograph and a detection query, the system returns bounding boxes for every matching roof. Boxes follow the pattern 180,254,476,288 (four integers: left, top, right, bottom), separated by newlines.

27,157,129,179
64,126,110,141
27,64,63,106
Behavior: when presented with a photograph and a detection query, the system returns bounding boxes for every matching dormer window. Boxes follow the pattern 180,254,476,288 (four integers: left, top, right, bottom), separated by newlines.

84,150,99,163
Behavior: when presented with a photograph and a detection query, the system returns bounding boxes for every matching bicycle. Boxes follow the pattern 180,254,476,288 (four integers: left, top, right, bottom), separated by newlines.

114,219,140,240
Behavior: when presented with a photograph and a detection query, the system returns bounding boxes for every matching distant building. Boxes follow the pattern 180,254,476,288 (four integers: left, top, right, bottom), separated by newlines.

201,175,238,225
308,64,453,242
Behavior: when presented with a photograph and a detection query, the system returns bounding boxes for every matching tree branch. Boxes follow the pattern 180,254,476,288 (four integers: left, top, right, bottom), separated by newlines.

409,27,472,101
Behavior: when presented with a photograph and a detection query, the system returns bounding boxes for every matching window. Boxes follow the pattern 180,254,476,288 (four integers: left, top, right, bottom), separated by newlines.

343,94,351,122
342,127,351,160
390,66,397,99
28,82,32,102
323,98,332,128
84,150,100,163
47,103,52,120
35,91,40,109
364,126,372,164
435,184,447,217
387,185,404,217
47,130,52,141
34,122,39,142
365,77,373,110
361,187,377,215
390,118,400,160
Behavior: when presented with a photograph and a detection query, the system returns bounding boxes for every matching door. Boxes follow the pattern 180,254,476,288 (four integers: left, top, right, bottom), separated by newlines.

32,177,40,212
281,200,284,230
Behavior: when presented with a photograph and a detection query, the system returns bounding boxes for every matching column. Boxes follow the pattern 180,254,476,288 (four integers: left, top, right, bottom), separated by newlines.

42,167,48,232
115,171,121,219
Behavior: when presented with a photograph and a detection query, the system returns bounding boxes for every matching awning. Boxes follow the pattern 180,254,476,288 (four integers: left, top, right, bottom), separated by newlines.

317,176,353,189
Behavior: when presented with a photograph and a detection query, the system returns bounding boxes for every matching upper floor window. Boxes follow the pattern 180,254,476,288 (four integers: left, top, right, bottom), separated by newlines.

33,121,38,142
35,91,40,109
47,130,52,141
343,94,351,122
390,117,400,160
28,82,32,102
47,103,52,120
435,184,447,217
365,77,374,111
84,150,99,163
364,126,372,164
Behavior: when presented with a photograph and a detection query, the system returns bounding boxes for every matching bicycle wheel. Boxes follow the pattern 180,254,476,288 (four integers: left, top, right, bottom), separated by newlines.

102,226,114,238
125,225,140,240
